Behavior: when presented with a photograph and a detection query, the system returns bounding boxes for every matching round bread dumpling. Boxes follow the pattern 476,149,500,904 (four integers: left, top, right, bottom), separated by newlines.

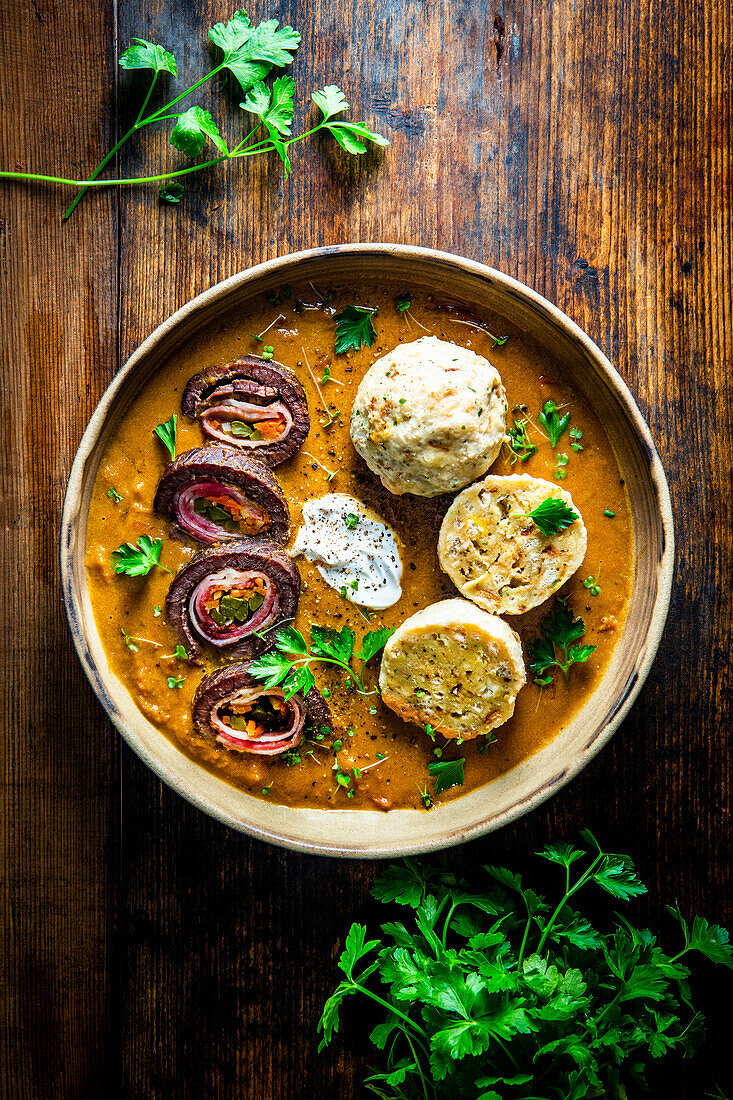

438,474,587,615
379,598,526,739
350,336,507,497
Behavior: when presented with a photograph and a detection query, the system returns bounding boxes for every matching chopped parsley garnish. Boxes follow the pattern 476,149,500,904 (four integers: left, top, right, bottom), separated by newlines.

487,330,508,348
334,304,377,353
248,623,394,699
344,513,360,529
554,452,569,479
153,415,177,460
538,399,570,447
528,600,596,684
570,426,584,452
159,183,184,204
519,495,579,536
427,756,465,794
604,508,616,517
107,487,123,504
318,833,733,1098
507,416,538,463
112,535,170,577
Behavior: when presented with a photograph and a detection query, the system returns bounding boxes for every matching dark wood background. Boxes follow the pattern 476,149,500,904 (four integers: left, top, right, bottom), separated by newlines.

1,0,731,1096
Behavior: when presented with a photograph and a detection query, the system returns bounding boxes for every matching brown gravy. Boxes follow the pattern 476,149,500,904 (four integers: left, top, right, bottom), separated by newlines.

85,282,633,811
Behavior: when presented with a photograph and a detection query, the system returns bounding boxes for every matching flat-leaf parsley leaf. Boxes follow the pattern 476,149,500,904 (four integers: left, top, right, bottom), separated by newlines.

319,835,733,1099
112,535,170,577
528,600,596,684
153,414,177,459
334,305,377,353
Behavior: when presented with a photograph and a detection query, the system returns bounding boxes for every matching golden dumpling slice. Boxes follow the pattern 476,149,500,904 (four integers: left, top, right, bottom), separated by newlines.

379,599,526,739
438,474,587,615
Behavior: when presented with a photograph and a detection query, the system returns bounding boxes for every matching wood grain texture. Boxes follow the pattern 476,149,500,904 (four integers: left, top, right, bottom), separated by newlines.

0,1,119,1097
1,0,731,1096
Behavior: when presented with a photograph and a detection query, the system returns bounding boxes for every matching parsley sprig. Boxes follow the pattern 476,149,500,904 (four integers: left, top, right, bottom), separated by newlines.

506,416,538,463
528,601,596,684
538,400,570,448
319,833,733,1099
1,13,387,218
248,623,394,699
334,305,378,353
518,496,579,537
112,535,171,577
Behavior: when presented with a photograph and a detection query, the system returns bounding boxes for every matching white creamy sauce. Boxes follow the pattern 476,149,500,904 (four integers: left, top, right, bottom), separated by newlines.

292,494,403,609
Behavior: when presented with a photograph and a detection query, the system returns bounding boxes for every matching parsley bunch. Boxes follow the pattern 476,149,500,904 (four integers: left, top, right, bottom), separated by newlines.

0,11,387,218
319,833,733,1100
248,623,394,698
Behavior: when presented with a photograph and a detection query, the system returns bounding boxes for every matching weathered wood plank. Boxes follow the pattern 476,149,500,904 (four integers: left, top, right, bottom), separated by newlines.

0,0,730,1093
0,1,119,1096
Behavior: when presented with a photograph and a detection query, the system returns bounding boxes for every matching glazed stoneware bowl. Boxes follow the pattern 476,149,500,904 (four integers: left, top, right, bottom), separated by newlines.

61,245,674,857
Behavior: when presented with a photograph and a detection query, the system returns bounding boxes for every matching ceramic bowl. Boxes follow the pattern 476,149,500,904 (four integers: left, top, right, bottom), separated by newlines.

61,245,674,857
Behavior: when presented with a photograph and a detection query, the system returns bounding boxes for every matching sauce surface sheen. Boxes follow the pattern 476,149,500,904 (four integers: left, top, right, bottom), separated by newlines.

85,282,633,811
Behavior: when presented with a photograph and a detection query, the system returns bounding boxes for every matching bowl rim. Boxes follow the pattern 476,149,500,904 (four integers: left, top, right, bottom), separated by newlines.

61,243,675,857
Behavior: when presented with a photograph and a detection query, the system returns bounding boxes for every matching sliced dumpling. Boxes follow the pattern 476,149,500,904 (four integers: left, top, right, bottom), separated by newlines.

379,598,526,739
438,474,587,615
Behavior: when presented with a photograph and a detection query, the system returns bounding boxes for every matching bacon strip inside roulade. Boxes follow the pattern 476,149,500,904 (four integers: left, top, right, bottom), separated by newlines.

192,664,332,756
165,542,300,660
181,357,310,466
153,446,289,546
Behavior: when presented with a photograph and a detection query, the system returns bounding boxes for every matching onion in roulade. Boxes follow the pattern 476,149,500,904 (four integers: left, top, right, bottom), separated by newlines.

192,664,332,756
165,541,300,660
181,356,310,465
153,446,289,546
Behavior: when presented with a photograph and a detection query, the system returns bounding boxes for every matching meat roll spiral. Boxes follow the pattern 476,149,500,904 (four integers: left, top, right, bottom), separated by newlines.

181,356,310,465
153,446,289,546
192,664,332,756
165,541,300,660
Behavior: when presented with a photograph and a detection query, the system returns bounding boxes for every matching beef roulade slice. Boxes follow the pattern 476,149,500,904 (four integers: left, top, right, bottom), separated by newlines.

154,446,289,546
165,541,300,660
181,356,310,465
192,664,332,756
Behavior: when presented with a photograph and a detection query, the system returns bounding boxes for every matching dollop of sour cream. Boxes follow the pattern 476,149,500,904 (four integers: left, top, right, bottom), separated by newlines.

292,494,402,609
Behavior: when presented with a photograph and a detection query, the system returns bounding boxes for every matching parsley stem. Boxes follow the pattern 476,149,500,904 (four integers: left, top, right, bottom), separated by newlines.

352,983,428,1041
63,68,160,220
403,1030,432,1100
135,69,159,127
536,853,604,953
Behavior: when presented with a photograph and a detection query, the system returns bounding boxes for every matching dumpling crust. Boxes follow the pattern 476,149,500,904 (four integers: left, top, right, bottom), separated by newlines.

350,336,507,497
379,598,526,739
438,474,587,615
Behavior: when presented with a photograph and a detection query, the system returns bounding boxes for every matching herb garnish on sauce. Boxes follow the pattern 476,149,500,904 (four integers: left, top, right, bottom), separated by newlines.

112,535,170,577
528,600,596,684
249,624,394,699
153,414,177,459
334,305,378,353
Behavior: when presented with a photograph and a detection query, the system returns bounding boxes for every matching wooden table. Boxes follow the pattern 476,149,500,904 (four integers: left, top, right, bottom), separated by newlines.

1,0,731,1096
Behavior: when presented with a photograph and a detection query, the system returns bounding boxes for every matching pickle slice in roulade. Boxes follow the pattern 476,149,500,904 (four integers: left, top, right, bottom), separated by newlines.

192,664,332,756
165,541,300,660
181,356,310,465
153,446,289,546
